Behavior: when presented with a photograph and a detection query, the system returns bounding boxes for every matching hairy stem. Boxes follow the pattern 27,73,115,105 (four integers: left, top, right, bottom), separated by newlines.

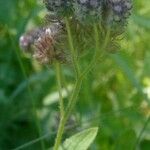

53,24,102,150
55,62,64,117
65,18,81,79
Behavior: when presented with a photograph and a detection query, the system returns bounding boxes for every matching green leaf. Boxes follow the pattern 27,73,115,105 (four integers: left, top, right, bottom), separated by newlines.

59,127,99,150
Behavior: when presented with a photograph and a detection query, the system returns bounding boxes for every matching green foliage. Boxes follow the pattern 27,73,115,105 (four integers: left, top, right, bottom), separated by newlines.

114,129,136,150
59,127,98,150
0,0,150,150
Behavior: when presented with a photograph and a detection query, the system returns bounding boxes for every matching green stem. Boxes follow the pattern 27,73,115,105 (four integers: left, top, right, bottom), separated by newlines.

53,18,81,150
53,78,82,150
53,116,66,150
55,62,64,117
60,68,70,96
65,24,101,118
65,18,80,79
53,24,102,150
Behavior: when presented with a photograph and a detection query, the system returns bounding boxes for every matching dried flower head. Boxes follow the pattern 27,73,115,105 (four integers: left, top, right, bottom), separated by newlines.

74,0,102,24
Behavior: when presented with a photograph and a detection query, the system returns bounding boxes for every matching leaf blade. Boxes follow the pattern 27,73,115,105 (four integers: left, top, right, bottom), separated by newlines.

59,127,99,150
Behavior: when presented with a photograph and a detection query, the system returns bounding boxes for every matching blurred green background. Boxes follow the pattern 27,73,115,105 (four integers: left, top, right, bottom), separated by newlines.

0,0,150,149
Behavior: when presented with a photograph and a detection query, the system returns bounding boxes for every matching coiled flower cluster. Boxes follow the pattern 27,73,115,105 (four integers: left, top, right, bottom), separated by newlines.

103,0,132,30
74,0,102,24
19,0,132,64
44,0,132,26
108,0,132,22
43,0,73,16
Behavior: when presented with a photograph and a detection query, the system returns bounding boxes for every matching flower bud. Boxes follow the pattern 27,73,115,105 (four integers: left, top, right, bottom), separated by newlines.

103,0,132,33
74,0,102,24
19,35,33,52
19,23,66,64
43,0,73,17
33,31,56,64
108,0,132,22
19,28,46,52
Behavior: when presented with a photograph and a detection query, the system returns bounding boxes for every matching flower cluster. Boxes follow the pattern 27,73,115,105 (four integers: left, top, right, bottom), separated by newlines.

19,23,65,64
19,0,132,64
103,0,132,30
44,0,132,26
74,0,102,24
108,0,132,22
43,0,73,16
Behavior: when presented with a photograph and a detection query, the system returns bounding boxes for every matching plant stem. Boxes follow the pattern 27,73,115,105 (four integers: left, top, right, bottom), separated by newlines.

53,78,82,150
53,24,102,150
53,116,66,150
55,62,64,117
53,18,81,150
65,18,81,79
65,24,101,118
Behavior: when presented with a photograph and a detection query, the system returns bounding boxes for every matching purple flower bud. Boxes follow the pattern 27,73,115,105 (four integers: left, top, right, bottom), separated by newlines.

102,0,132,34
74,0,102,24
43,0,73,16
19,35,32,51
19,22,66,64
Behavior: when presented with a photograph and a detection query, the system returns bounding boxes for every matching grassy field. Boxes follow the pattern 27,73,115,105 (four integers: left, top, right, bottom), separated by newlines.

0,0,150,149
